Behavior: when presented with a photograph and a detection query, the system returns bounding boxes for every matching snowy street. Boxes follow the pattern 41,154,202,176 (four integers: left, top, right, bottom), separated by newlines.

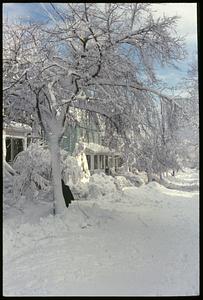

3,169,199,296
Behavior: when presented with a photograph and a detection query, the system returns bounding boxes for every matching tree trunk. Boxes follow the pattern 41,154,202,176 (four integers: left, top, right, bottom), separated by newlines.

49,137,66,215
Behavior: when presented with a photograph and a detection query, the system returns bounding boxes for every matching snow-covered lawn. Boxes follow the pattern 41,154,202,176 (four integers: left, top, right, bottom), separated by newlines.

3,169,199,296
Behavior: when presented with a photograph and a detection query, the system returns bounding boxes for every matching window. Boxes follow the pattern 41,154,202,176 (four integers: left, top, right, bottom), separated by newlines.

86,155,91,170
109,157,113,168
6,137,24,162
6,138,11,162
119,157,123,167
105,156,108,168
94,155,98,169
13,138,23,160
99,155,104,169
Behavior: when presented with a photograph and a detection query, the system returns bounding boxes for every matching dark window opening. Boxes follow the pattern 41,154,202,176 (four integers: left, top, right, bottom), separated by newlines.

13,138,23,160
105,156,108,167
6,138,11,162
5,137,24,163
94,155,98,169
100,155,104,169
86,155,91,170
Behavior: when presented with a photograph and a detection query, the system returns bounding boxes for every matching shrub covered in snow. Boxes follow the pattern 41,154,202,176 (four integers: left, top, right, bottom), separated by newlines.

12,141,52,203
88,173,117,198
71,172,146,201
71,182,89,200
6,139,147,208
124,173,145,187
137,171,148,184
61,152,83,186
10,141,83,204
72,173,119,200
114,176,133,190
116,172,145,187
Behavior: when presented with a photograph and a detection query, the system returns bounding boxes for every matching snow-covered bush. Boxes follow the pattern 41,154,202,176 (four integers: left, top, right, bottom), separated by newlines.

11,142,83,204
61,152,83,186
72,172,145,201
114,176,133,190
123,173,145,187
87,173,117,199
70,173,119,200
137,172,148,184
115,171,145,188
12,141,52,203
71,182,89,200
73,141,90,183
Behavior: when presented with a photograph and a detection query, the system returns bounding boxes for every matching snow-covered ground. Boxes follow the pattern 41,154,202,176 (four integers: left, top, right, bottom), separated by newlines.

3,169,199,296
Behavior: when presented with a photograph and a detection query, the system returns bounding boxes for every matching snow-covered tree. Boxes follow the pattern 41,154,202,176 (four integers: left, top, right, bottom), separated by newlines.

174,59,199,168
3,3,187,213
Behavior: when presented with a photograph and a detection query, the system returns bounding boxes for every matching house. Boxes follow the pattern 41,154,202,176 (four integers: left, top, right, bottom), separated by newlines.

60,108,122,175
83,142,121,175
3,111,122,174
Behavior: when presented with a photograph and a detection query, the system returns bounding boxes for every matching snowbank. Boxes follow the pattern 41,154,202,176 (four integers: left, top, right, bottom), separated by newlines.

114,176,133,190
123,172,145,187
71,173,120,200
3,201,115,260
88,173,117,198
72,173,137,201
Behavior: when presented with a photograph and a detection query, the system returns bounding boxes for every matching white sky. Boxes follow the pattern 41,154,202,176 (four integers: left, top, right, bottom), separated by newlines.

152,3,197,46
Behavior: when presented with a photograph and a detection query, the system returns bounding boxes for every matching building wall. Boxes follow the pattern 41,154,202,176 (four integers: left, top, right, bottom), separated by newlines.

61,122,101,155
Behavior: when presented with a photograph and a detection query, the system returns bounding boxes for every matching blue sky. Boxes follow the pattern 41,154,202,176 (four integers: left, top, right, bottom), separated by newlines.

3,3,51,23
3,3,198,90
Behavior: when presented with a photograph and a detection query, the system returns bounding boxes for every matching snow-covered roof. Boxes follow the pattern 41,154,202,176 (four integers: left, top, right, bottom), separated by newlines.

83,142,120,156
4,121,32,132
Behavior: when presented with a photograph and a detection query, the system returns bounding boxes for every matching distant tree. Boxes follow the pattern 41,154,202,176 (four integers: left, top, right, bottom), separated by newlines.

174,59,199,169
